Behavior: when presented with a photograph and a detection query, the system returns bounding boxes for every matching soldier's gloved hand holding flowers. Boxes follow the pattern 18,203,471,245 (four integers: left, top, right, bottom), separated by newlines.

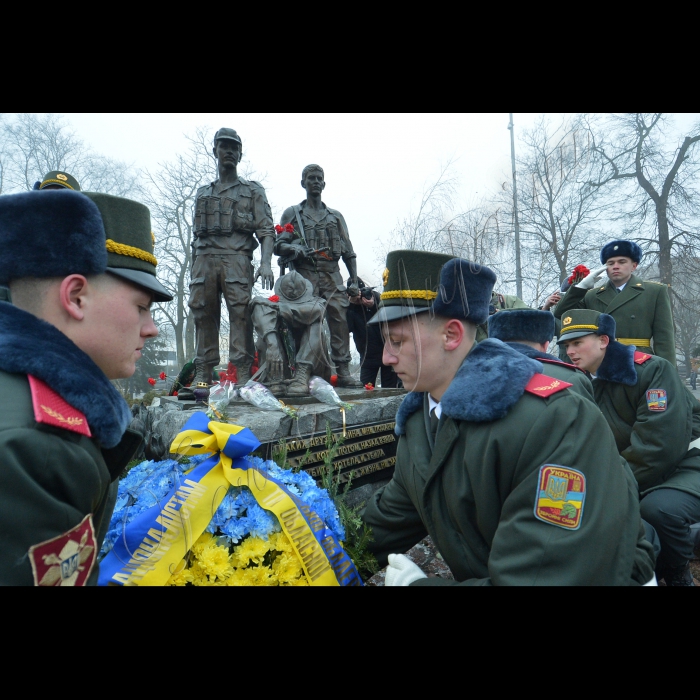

576,265,607,290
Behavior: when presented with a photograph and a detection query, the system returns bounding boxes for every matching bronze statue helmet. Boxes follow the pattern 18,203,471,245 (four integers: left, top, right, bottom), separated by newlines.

274,271,315,304
212,128,243,163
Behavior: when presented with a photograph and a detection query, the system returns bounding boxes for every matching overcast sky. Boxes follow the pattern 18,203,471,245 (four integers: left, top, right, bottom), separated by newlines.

61,113,699,287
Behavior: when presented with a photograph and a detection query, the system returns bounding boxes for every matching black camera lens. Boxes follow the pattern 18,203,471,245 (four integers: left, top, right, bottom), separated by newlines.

361,288,373,300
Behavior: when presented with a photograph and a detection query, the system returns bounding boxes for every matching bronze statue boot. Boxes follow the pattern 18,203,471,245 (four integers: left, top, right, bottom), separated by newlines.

236,365,253,386
334,362,362,388
178,362,213,400
286,363,311,397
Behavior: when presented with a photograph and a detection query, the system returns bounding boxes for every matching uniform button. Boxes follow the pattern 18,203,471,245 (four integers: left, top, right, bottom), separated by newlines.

631,315,636,318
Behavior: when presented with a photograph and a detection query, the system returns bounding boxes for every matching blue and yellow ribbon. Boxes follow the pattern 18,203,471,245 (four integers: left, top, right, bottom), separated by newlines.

98,413,361,586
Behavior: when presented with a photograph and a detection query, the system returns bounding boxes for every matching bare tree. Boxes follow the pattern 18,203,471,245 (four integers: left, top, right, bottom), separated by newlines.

588,113,700,288
0,113,140,196
499,115,613,307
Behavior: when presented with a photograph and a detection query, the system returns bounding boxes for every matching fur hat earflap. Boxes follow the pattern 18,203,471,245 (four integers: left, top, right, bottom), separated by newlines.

0,190,107,285
432,258,496,325
488,309,555,345
600,240,643,264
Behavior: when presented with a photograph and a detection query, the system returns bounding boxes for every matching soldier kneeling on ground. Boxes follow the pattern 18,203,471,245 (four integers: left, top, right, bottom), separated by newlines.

361,250,656,586
559,309,700,586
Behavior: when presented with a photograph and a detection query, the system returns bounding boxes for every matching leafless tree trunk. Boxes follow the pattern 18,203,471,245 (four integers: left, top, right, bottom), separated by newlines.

587,113,700,289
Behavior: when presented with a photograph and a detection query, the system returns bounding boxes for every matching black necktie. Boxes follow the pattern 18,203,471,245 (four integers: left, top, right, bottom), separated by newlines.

615,287,622,294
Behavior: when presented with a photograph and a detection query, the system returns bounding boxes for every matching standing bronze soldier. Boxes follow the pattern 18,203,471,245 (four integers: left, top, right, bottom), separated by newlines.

182,128,275,397
275,165,362,387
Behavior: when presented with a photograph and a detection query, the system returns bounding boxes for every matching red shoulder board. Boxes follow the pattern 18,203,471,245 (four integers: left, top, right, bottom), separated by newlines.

634,351,652,365
28,375,91,437
539,356,588,375
525,373,572,398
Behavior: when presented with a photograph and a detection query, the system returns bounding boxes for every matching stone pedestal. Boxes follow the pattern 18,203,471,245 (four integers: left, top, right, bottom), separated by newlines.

148,388,406,494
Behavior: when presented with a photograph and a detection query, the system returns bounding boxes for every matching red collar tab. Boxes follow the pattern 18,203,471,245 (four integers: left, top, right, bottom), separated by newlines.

539,356,588,375
525,373,572,398
634,351,652,365
28,375,91,437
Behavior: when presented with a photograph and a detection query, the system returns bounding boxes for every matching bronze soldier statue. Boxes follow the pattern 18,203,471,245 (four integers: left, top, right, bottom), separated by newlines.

250,271,331,397
275,164,362,388
181,128,275,398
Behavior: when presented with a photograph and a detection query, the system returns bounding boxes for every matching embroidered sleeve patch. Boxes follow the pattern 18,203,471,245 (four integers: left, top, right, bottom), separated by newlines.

634,351,652,365
534,465,586,530
28,514,97,586
646,389,667,411
28,375,91,437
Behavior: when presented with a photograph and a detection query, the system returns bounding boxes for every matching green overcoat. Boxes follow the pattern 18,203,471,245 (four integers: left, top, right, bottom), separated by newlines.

553,274,676,363
362,339,655,585
592,342,700,498
0,303,140,586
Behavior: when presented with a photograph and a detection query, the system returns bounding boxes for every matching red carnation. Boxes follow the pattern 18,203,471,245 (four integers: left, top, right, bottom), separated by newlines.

365,382,374,391
173,391,178,397
275,224,283,234
269,295,280,302
330,375,338,387
159,371,166,380
283,223,295,233
567,264,590,285
147,377,156,386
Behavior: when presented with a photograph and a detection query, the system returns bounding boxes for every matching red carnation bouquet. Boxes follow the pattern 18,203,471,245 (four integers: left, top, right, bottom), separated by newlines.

567,264,590,285
274,223,295,235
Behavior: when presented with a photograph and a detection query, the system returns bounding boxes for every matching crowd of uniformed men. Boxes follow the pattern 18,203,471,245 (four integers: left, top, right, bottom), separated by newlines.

0,132,698,585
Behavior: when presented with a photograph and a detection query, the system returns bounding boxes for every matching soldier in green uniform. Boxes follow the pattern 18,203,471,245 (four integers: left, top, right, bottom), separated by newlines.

475,290,530,343
559,309,700,586
275,165,362,388
361,250,655,586
0,188,172,585
182,128,276,397
488,308,595,402
553,240,676,364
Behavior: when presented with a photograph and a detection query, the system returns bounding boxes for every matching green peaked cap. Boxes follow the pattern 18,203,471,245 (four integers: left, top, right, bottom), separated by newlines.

82,192,173,302
557,309,616,344
369,250,455,323
39,170,81,191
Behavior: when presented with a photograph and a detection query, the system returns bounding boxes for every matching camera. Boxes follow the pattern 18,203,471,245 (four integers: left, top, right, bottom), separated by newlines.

348,285,376,300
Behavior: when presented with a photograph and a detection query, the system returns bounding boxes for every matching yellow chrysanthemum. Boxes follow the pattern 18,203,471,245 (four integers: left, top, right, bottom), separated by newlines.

166,566,195,586
272,551,305,585
231,536,271,568
268,531,293,553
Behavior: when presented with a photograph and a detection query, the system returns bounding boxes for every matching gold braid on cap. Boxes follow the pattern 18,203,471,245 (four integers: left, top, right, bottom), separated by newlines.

381,290,437,300
106,239,158,267
40,179,76,190
561,324,598,332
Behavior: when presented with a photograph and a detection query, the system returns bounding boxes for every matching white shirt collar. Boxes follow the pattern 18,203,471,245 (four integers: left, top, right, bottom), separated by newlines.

616,282,627,292
428,394,442,419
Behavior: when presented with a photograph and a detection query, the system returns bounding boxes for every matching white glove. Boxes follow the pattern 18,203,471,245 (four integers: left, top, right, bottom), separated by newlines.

575,265,608,290
385,553,428,586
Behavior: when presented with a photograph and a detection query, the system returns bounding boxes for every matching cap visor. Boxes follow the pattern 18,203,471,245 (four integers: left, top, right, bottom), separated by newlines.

367,305,431,324
107,267,173,302
557,330,596,345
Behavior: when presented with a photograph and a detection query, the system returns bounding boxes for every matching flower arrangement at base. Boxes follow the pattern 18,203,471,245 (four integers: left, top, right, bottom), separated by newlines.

98,413,361,586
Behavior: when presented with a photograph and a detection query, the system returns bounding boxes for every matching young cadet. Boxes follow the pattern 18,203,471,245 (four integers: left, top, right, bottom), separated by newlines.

361,250,656,586
559,309,700,586
553,239,676,364
487,308,595,403
0,189,173,586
